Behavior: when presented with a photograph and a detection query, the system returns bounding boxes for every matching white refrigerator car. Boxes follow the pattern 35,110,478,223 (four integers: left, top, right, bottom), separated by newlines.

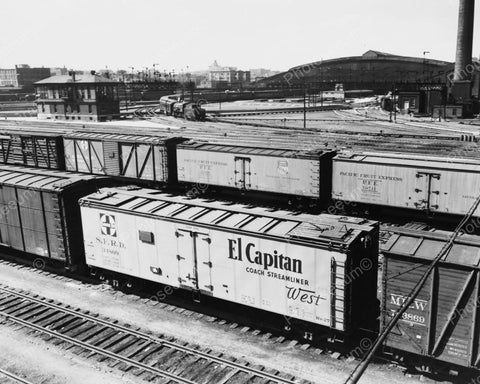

80,187,378,332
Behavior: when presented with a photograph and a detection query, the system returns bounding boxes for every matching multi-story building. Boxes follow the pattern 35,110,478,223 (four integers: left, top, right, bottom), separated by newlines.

34,72,120,122
204,61,251,90
250,68,280,82
50,67,69,77
0,65,50,89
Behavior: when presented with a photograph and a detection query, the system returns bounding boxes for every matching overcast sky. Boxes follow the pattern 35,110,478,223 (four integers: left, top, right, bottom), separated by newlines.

1,0,479,72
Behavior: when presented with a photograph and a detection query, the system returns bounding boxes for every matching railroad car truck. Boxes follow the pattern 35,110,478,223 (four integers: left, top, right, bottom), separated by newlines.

80,187,379,334
176,141,336,206
381,226,480,370
63,132,185,184
332,151,480,217
0,165,113,269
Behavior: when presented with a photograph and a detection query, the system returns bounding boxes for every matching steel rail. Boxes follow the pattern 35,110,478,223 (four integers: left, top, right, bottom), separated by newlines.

0,285,300,384
0,368,34,384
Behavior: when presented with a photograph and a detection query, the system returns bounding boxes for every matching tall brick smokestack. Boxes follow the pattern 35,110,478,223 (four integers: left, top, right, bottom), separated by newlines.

454,0,475,81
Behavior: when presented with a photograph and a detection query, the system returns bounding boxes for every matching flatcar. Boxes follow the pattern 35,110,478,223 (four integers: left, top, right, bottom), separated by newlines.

332,151,480,218
79,186,379,334
0,130,64,169
176,141,335,205
63,132,185,184
380,225,480,371
0,165,113,270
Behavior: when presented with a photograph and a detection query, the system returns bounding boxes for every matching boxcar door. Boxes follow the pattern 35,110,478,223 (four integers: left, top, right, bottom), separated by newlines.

413,172,430,210
175,229,198,289
195,232,213,293
234,157,251,190
427,173,441,213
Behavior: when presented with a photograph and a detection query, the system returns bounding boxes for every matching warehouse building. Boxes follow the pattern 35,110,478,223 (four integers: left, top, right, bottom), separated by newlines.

34,72,120,122
257,51,454,91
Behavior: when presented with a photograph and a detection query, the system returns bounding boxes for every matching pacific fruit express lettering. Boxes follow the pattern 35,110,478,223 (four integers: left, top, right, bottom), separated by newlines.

228,237,302,274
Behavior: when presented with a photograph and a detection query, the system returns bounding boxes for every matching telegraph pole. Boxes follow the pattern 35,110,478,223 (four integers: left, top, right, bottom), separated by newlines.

303,82,307,128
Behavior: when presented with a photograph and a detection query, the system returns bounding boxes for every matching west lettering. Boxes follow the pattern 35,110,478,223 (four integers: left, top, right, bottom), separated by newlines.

287,286,325,305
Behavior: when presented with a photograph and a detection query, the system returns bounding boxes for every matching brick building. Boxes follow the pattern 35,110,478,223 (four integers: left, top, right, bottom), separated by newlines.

34,72,120,122
0,65,50,89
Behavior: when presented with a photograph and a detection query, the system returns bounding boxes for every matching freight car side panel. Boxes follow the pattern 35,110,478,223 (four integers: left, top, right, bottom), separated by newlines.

81,207,347,330
119,143,168,182
65,137,169,182
383,256,479,368
333,158,480,216
0,186,65,261
177,149,320,197
209,232,344,329
0,136,63,169
64,139,107,174
433,171,480,216
332,161,420,208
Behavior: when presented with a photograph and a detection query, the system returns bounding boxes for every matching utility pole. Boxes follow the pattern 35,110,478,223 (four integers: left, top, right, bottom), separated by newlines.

303,82,307,128
393,82,397,122
129,67,135,105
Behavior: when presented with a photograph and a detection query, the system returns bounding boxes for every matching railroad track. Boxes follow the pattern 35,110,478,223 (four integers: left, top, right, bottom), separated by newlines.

0,368,33,384
205,105,347,117
0,284,309,384
0,117,477,158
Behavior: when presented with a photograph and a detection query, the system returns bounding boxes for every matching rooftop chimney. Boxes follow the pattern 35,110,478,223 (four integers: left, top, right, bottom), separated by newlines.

454,0,475,81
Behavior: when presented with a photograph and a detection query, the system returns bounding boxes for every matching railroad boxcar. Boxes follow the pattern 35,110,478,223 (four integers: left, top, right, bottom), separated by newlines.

332,151,480,217
63,132,184,183
381,226,480,370
0,131,64,169
177,141,335,202
80,187,379,333
0,165,112,269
